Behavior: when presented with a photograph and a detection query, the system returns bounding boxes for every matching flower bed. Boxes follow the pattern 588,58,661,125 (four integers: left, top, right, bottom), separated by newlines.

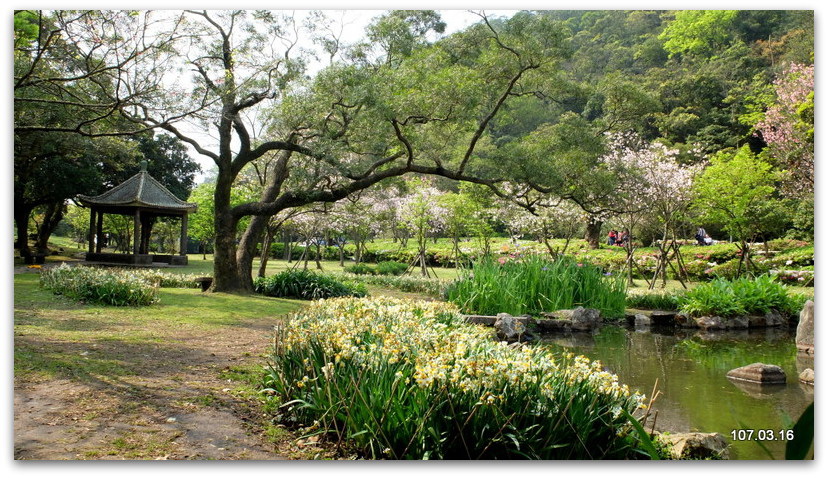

39,264,158,306
336,272,448,296
263,297,653,459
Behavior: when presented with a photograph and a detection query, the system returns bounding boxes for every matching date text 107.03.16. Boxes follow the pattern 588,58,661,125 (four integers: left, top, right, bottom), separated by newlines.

730,429,794,441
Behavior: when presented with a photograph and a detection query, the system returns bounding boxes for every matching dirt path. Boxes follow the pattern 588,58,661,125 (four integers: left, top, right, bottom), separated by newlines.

15,323,282,460
13,272,326,460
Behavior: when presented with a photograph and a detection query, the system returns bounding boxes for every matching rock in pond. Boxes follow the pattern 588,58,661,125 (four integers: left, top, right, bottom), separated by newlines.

634,314,651,328
493,313,529,343
796,300,814,355
695,316,726,330
799,368,814,385
542,307,601,331
662,432,729,460
726,363,787,384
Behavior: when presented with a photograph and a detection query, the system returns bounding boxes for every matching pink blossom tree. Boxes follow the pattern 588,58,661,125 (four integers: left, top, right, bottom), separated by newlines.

755,63,814,197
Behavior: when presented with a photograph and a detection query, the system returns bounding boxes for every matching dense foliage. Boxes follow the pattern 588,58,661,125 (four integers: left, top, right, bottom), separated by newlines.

336,272,448,297
678,275,806,318
263,297,656,459
253,269,367,300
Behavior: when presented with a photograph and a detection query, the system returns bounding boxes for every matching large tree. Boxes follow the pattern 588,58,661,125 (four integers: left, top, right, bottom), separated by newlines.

692,146,784,277
14,11,200,256
98,10,575,292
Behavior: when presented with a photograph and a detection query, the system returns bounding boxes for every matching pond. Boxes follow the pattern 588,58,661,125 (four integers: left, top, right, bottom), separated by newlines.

541,325,814,460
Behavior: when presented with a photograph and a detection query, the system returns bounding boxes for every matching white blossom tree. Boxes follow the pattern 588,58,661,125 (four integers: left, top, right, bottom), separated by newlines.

599,132,702,288
397,180,448,276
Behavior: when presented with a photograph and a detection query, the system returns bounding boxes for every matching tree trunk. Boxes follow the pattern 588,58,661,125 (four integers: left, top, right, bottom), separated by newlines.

14,203,34,259
211,167,248,292
585,216,603,249
232,147,294,290
258,225,274,278
237,214,269,286
35,201,66,253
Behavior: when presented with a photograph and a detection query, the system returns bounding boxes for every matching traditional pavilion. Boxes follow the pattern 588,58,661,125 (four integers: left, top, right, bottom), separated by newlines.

77,161,197,266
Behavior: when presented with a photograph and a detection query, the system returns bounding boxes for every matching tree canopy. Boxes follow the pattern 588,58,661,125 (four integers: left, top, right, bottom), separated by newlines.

13,9,814,290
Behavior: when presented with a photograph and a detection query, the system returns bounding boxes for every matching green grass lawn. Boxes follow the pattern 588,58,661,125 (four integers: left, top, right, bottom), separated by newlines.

13,273,304,382
177,254,462,281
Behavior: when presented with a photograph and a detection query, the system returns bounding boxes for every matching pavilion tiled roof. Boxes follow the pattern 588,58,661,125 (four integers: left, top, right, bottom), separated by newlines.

77,167,197,213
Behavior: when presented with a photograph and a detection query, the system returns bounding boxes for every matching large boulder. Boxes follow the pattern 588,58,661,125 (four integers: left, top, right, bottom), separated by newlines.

796,300,814,355
725,315,750,330
726,363,787,384
650,310,677,326
493,313,528,343
540,307,601,332
695,316,725,330
662,432,729,460
799,368,814,385
534,317,571,333
570,307,601,331
634,314,652,328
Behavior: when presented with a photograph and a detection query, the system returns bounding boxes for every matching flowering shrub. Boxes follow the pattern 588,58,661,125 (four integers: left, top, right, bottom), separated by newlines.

705,258,770,280
681,244,740,263
253,269,367,300
766,239,809,251
39,264,158,306
682,259,712,280
446,255,627,317
264,297,653,459
336,272,448,296
122,269,202,288
772,269,814,287
767,246,814,268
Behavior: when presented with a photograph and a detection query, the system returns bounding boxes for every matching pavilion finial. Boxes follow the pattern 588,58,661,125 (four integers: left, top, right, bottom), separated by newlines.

140,159,148,172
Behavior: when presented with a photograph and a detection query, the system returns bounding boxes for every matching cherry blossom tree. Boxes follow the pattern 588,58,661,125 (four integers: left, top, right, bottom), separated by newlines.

499,197,585,257
755,63,814,197
598,132,702,287
397,180,448,276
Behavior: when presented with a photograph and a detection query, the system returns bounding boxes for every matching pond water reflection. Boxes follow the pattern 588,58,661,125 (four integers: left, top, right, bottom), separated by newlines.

541,325,814,460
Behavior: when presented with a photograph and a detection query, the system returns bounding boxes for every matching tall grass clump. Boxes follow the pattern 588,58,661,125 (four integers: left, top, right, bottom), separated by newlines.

253,269,367,300
445,255,626,317
263,297,656,459
39,264,158,306
626,290,684,311
678,275,804,318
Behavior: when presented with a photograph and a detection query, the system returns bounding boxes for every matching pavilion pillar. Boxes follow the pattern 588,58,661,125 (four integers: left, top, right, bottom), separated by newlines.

88,208,96,254
179,214,188,257
95,211,104,253
133,210,141,256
